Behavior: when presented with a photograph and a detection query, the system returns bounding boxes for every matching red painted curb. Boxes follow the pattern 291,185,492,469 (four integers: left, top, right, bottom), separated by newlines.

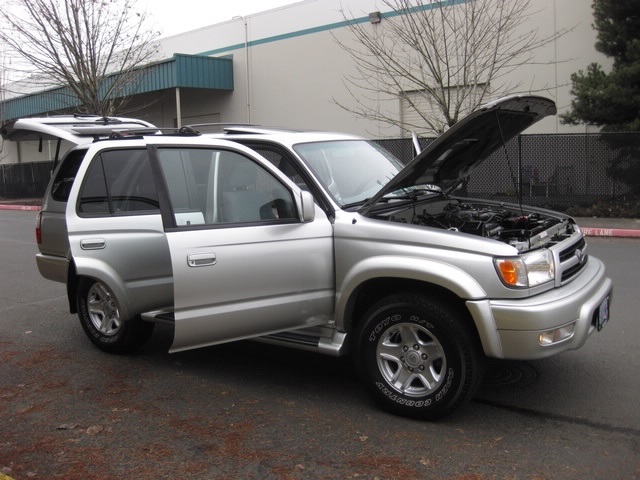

581,227,640,238
0,204,41,211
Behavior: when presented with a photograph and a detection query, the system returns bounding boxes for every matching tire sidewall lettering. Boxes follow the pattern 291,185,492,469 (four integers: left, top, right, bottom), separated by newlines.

368,312,434,343
435,368,455,402
376,382,432,407
368,313,401,341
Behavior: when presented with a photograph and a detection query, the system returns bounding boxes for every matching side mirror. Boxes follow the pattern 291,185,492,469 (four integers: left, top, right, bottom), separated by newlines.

300,191,315,223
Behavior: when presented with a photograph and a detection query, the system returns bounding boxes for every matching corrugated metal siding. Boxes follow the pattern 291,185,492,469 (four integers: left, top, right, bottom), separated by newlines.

1,85,81,120
1,54,233,121
175,55,233,90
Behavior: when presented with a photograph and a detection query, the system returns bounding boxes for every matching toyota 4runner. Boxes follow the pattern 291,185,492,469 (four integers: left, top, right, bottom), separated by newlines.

32,96,612,419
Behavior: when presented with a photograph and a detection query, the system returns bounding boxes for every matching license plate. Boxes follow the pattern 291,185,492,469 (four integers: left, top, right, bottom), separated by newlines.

597,296,610,331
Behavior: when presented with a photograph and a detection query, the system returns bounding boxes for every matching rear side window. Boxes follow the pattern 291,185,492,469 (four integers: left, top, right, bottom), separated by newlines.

50,149,88,202
78,149,160,216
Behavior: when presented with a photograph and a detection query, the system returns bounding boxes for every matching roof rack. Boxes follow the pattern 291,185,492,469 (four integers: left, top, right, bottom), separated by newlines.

223,126,298,135
100,126,201,141
184,122,257,133
71,113,117,123
184,122,297,135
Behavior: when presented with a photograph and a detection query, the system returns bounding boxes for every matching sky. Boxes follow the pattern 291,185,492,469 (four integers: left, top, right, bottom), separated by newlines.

144,0,304,38
0,0,303,86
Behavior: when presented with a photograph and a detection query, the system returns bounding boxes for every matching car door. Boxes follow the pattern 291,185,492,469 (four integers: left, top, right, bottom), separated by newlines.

155,145,335,352
67,146,173,318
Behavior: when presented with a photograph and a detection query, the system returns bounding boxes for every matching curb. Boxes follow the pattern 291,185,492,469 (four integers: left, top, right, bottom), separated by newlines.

580,227,640,238
0,204,41,211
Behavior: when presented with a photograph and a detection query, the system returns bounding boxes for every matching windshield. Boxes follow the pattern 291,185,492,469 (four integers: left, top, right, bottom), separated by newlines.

293,140,404,206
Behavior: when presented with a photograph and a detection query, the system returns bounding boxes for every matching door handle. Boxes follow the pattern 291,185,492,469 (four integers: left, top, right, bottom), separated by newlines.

80,238,106,250
188,253,217,267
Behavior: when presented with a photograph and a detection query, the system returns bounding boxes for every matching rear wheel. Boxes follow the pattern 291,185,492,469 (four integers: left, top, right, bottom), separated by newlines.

355,293,484,420
77,278,154,353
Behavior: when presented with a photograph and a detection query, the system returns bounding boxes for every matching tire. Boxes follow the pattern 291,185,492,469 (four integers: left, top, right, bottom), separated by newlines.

77,278,154,354
355,293,484,420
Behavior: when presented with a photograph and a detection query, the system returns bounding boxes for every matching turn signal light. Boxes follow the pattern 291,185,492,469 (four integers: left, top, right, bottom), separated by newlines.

494,249,554,288
498,260,519,286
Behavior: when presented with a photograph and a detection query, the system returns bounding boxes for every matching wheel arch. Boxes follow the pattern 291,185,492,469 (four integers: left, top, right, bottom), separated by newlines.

336,256,487,334
70,257,134,321
342,278,477,339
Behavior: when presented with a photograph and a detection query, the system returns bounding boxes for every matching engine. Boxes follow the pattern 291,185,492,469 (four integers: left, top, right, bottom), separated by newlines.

387,200,574,251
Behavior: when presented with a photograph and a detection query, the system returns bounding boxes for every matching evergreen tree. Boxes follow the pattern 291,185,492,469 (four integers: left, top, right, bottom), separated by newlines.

562,1,640,197
561,0,640,131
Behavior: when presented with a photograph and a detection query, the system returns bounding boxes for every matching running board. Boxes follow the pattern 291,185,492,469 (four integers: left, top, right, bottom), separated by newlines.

258,330,348,357
141,310,174,326
140,311,348,357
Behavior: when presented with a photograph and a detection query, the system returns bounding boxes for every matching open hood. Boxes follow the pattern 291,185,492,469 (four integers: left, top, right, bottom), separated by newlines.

360,95,556,212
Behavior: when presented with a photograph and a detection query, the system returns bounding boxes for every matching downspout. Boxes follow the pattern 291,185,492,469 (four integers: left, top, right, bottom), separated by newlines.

244,18,251,122
176,87,182,128
238,16,251,123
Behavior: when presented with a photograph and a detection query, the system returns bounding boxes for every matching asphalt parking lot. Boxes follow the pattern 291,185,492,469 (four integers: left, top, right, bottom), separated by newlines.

1,209,639,479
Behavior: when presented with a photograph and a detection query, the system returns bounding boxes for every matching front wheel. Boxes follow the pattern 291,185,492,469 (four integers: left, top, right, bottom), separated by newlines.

77,278,154,354
355,293,484,420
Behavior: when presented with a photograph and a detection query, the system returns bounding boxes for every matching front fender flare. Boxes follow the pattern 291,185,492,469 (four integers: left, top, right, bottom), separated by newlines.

335,255,487,330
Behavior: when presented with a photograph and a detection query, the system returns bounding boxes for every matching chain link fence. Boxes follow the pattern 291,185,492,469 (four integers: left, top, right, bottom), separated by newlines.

0,160,54,199
1,133,639,212
376,132,640,210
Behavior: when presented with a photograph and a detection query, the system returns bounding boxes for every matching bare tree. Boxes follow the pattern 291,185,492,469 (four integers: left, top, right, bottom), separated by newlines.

335,0,569,136
0,0,160,116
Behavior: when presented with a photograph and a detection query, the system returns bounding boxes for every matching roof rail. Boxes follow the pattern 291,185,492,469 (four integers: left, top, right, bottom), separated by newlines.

183,122,298,135
184,122,257,133
223,126,298,135
70,113,123,124
101,126,201,141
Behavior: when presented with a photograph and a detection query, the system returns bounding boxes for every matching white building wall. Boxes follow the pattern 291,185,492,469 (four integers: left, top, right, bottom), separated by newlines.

152,0,608,138
137,1,615,138
150,0,608,137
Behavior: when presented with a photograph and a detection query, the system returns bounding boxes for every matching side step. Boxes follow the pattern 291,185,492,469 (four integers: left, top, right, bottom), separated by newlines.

141,311,174,326
140,312,348,357
258,329,348,357
260,331,319,348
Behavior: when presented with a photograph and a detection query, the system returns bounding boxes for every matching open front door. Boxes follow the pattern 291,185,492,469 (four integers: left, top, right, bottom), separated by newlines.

156,146,334,352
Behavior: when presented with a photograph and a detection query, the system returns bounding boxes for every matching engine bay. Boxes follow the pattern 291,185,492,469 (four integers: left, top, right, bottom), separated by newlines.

382,198,576,252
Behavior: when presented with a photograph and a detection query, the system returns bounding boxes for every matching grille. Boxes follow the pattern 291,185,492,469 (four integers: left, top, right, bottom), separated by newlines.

558,237,588,283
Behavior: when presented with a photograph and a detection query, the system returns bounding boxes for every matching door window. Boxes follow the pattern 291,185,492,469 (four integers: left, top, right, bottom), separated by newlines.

51,148,88,202
156,148,296,227
78,149,159,215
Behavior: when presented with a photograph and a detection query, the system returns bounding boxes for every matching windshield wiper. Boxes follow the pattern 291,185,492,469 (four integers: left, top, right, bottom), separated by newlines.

383,186,443,200
342,199,370,209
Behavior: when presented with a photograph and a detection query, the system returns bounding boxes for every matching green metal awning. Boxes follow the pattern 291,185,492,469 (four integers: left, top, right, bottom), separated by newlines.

0,54,234,121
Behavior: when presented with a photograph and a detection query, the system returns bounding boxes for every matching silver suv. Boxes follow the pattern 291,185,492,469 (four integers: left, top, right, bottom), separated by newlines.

35,96,612,419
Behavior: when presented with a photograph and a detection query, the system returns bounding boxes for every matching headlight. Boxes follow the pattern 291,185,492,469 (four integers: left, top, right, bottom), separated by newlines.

495,249,555,288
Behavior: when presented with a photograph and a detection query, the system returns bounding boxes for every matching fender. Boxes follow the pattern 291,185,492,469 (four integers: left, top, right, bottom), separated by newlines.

335,255,487,330
72,255,134,322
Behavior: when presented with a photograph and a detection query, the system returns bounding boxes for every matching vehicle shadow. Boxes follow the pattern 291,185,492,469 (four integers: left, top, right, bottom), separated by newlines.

140,324,543,411
137,323,365,405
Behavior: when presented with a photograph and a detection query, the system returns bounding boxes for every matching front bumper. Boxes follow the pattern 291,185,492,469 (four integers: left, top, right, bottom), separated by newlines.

467,256,613,360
